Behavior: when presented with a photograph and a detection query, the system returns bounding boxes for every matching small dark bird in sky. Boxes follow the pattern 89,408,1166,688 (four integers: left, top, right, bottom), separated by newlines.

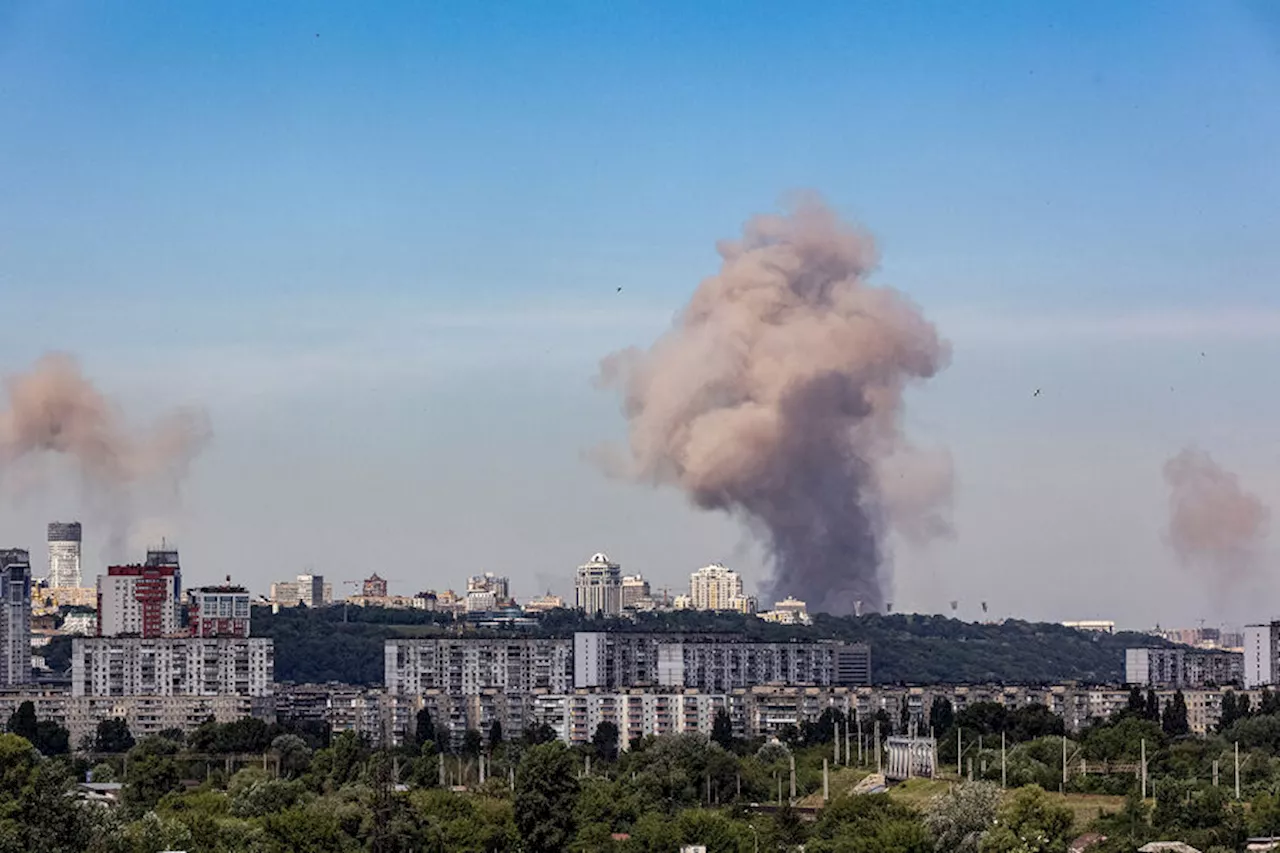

616,286,622,293
1033,388,1041,397
1200,351,1206,357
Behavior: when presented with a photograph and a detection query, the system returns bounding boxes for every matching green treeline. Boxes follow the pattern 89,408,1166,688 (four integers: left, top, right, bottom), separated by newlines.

253,605,1166,686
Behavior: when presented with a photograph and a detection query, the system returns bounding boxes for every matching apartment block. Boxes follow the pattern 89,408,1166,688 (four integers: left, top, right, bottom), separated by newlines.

384,638,574,695
72,637,274,698
0,688,271,749
97,564,180,637
187,583,252,638
573,633,871,690
1125,647,1244,688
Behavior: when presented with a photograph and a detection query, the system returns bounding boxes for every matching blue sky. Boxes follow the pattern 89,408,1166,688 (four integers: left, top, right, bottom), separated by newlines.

2,1,1278,627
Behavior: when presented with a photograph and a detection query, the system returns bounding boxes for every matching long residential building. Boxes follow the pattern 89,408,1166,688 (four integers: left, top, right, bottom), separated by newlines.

369,682,1261,749
1125,647,1244,688
0,687,272,749
385,638,574,695
572,633,871,690
384,634,870,698
72,637,274,697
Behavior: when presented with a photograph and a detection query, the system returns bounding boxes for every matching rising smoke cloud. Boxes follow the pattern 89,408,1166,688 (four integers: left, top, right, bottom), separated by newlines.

597,195,951,614
1164,447,1270,586
0,353,211,550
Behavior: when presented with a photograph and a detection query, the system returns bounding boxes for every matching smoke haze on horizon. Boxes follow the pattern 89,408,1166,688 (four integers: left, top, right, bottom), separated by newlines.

597,196,951,614
1164,446,1271,611
0,353,211,555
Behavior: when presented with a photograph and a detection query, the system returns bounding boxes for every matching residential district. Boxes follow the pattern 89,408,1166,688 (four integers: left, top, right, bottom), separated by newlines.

2,524,1278,757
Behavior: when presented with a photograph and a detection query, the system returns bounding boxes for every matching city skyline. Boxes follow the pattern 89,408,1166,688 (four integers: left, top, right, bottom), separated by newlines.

2,3,1279,627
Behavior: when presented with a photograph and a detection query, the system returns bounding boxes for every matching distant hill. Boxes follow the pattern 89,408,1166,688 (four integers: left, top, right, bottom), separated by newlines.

253,605,1167,686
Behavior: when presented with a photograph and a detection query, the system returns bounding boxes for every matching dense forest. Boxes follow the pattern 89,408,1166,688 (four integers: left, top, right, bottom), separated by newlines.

252,605,1165,686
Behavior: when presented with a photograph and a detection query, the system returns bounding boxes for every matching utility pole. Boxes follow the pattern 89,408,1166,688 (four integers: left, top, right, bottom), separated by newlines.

823,758,830,801
834,720,840,766
1213,759,1219,787
845,714,851,765
957,728,963,778
874,719,881,774
1001,731,1007,789
789,753,796,801
856,716,863,766
1142,739,1149,799
1061,735,1067,793
1235,741,1241,800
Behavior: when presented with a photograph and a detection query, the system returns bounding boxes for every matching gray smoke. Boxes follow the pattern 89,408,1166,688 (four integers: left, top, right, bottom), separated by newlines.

1164,446,1270,584
0,353,211,549
597,196,951,614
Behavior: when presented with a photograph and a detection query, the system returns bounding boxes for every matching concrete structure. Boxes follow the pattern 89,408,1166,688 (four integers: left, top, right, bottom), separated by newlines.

884,735,937,780
572,633,871,690
269,574,332,608
72,637,274,697
0,550,33,686
385,638,574,695
1062,620,1116,634
46,522,82,589
690,563,745,612
467,572,509,602
274,682,411,747
97,561,181,638
61,611,96,636
524,593,566,613
464,589,497,613
575,553,622,617
760,596,811,625
1126,647,1243,688
1245,623,1280,688
188,581,252,637
363,573,389,598
621,574,650,610
0,687,271,749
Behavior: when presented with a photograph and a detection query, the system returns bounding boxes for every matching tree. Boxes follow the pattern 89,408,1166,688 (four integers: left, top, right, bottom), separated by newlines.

33,720,69,756
900,696,911,733
1163,691,1190,737
591,721,619,763
1127,685,1145,716
930,696,955,733
1145,688,1160,722
514,741,579,853
95,717,135,753
6,700,37,742
415,707,434,748
711,708,735,750
1220,691,1239,730
461,728,483,757
123,737,182,813
925,781,1001,853
488,719,504,750
271,733,313,777
980,784,1072,853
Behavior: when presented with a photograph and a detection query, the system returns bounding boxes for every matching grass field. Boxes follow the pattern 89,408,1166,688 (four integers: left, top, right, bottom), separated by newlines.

797,771,1125,833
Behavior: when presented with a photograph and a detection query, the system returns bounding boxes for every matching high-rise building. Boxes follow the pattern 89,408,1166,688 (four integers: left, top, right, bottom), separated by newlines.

1245,622,1280,688
621,574,650,610
188,580,252,638
690,564,744,612
467,573,510,602
0,549,33,686
1125,647,1243,688
363,573,388,598
98,562,181,638
72,636,273,697
46,522,82,588
575,553,622,617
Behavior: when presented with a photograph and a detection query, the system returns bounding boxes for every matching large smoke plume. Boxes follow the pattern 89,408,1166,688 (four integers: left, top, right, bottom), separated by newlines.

1164,447,1270,586
597,196,951,614
0,353,211,549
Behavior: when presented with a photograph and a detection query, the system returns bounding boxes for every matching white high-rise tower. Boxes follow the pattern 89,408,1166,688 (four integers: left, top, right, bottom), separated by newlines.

47,522,82,588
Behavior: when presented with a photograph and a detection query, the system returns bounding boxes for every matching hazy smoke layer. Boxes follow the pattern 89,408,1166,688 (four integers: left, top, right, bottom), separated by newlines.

1164,447,1270,582
598,196,950,614
0,353,211,548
